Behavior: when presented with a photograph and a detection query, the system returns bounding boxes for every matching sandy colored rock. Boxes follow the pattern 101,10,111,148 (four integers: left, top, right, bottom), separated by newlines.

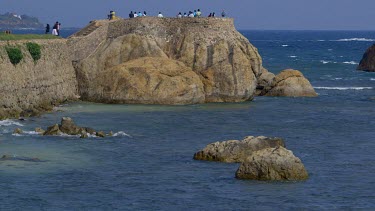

263,69,317,97
43,124,62,136
60,117,81,135
35,127,45,134
78,57,205,104
357,44,375,72
235,146,308,181
70,18,263,104
96,131,105,137
194,136,285,163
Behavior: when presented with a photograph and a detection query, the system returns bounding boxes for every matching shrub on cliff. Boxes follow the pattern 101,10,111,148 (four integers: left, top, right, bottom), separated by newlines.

5,46,23,65
26,42,41,62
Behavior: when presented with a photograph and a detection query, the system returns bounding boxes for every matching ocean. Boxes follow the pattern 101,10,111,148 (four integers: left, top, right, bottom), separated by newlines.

0,29,374,210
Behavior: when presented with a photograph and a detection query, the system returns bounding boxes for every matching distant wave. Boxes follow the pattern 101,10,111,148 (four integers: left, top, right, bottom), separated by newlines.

314,87,373,90
320,60,337,64
334,38,375,42
113,131,132,137
0,120,23,127
282,45,289,47
343,61,359,65
289,56,297,58
370,78,375,81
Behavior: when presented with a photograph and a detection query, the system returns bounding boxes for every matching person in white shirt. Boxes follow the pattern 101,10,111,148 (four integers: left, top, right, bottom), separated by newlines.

158,12,164,18
177,12,182,18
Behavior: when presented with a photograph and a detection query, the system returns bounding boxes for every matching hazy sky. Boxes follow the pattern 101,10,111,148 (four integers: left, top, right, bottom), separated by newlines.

1,0,374,30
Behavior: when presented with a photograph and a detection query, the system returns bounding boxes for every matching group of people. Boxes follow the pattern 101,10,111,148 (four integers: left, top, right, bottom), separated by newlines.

3,30,12,34
45,21,61,36
129,11,148,18
112,9,227,19
176,9,226,18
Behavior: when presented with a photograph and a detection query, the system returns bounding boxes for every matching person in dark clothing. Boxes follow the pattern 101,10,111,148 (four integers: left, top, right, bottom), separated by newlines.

129,11,134,18
45,24,50,34
212,12,216,17
208,13,212,17
52,22,59,36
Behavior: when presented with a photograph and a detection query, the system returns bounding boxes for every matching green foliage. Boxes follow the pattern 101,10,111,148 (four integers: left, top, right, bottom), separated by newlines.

5,46,23,65
26,42,41,62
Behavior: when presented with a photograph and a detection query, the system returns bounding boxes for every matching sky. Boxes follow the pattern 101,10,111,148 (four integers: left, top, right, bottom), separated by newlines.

1,0,374,30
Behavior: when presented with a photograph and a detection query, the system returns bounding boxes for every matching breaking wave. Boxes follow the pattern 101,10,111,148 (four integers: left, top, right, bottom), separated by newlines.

0,120,23,127
343,61,359,65
334,38,375,42
314,87,373,90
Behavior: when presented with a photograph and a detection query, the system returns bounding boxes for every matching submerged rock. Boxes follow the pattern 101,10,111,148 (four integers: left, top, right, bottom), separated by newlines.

0,155,44,162
194,136,285,163
235,147,308,181
260,69,317,97
357,44,375,72
13,128,23,134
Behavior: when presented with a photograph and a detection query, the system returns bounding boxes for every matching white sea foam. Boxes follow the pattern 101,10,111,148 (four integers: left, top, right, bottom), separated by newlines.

12,133,22,137
113,131,132,137
314,87,373,90
335,38,375,42
320,60,337,64
289,56,297,58
317,40,325,42
371,78,375,81
0,120,23,127
23,131,40,135
343,61,359,65
334,78,343,80
282,45,289,47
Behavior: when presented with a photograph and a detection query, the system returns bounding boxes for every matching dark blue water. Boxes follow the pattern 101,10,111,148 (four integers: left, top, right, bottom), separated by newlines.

0,30,374,210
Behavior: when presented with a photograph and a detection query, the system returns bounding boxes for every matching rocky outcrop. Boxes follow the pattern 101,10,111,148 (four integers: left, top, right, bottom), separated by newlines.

69,18,264,104
194,136,308,181
43,117,108,138
235,147,308,181
357,44,375,72
0,40,78,120
194,136,285,163
259,69,317,97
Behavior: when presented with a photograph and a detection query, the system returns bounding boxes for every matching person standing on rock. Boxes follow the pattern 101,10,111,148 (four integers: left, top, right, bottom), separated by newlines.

221,10,226,17
45,24,50,34
52,22,58,36
129,11,134,18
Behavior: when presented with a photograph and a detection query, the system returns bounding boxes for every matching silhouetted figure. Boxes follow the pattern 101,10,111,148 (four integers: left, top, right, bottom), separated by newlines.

221,10,226,17
45,24,50,34
52,21,59,36
129,11,134,18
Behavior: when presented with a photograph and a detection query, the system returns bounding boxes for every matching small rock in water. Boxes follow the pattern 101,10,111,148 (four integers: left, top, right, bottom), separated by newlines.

96,131,105,138
108,131,114,137
0,155,44,162
43,124,62,136
13,128,23,134
35,127,45,134
80,133,88,139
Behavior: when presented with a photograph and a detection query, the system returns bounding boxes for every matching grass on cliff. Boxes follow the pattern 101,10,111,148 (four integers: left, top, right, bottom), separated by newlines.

0,33,60,41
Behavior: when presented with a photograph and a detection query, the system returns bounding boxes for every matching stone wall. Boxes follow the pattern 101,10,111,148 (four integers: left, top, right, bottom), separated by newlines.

0,39,78,119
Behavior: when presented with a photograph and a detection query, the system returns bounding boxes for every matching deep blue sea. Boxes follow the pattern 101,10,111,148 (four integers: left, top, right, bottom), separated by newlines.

0,29,374,210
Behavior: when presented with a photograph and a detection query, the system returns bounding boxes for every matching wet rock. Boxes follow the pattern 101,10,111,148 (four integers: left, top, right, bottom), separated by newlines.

235,146,308,181
96,131,105,138
35,127,45,134
108,131,113,137
60,117,81,135
357,44,375,72
13,128,23,134
80,133,88,139
43,124,62,136
194,136,285,163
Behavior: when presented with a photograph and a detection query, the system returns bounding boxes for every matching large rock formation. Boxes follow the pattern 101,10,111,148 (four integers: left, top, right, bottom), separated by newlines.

259,69,317,97
235,146,309,181
357,44,375,72
0,40,78,119
68,18,286,104
193,136,285,163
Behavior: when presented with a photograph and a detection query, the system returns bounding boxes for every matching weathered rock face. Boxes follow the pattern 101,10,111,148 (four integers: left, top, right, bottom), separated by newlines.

357,44,375,72
194,136,285,163
235,147,308,181
0,40,78,119
69,18,263,104
259,69,317,97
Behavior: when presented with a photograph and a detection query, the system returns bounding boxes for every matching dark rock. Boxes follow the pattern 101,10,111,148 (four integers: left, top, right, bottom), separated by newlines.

357,44,375,72
0,155,45,162
96,131,105,137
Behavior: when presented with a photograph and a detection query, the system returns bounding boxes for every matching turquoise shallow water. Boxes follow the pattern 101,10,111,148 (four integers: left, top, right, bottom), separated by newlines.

0,30,374,210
